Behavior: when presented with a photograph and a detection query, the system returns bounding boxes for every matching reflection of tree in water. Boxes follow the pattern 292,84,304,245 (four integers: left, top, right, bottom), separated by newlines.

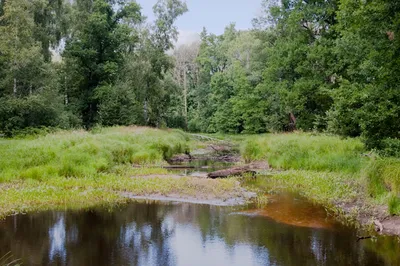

0,202,396,266
0,203,177,266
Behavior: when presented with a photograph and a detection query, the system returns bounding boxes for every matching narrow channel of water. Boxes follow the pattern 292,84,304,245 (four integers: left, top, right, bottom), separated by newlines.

0,199,399,266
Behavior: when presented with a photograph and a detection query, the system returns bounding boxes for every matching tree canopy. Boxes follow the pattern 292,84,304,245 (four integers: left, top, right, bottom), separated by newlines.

0,0,399,154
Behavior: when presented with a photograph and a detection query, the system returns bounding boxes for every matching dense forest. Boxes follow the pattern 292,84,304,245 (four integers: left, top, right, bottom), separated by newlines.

0,0,399,155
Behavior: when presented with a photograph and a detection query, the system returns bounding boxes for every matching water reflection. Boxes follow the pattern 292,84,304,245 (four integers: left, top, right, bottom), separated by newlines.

0,201,398,266
242,194,336,229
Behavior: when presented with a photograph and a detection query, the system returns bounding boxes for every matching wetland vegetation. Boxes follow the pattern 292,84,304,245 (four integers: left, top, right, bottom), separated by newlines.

1,0,400,264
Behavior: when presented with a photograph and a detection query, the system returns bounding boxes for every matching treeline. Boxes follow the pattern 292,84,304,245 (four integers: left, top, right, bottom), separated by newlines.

173,0,400,155
1,0,399,155
0,0,187,135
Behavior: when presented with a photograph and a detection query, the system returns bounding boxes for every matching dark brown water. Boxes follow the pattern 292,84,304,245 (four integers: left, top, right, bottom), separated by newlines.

1,199,399,266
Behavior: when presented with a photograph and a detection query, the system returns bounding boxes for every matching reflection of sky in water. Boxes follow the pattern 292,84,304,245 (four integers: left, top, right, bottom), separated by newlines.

48,216,66,262
0,201,394,266
168,222,269,266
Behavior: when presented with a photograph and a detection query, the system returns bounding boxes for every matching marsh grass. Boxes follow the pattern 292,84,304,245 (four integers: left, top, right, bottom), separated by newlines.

365,158,400,214
239,132,400,215
0,126,189,182
245,171,360,206
0,175,241,219
0,127,246,218
240,133,367,173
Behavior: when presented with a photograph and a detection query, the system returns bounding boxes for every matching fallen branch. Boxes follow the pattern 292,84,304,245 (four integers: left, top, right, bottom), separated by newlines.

208,167,256,179
357,236,373,242
163,165,196,169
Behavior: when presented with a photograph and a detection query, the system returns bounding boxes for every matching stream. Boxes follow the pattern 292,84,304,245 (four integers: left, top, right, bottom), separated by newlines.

1,196,400,265
1,153,400,265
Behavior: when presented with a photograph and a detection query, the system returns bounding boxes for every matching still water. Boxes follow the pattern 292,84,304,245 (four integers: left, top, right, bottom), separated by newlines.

0,197,399,266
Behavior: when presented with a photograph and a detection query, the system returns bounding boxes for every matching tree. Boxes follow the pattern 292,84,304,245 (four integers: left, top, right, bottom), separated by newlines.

62,0,142,127
124,0,188,127
172,42,200,129
328,0,400,151
0,0,47,97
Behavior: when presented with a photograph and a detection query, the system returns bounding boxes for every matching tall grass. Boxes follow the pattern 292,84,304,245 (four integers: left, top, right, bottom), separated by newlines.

240,132,400,215
365,158,400,214
240,132,367,173
0,126,190,182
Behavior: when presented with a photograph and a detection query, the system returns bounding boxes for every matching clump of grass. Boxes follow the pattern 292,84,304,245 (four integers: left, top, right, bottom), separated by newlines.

365,158,400,214
240,133,367,173
0,126,190,182
242,139,263,163
255,194,269,208
388,195,400,215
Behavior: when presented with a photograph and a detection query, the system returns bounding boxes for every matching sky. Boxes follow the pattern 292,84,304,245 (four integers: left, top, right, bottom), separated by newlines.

136,0,262,46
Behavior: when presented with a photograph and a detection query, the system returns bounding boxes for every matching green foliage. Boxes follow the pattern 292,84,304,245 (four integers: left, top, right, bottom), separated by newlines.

177,0,400,155
0,0,399,157
62,0,142,127
0,93,69,136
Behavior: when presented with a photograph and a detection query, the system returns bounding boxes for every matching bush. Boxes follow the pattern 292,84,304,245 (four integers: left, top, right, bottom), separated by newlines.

0,93,68,137
379,138,400,157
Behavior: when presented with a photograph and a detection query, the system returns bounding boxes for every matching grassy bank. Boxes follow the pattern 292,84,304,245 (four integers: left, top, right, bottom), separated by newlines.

0,127,244,219
0,173,241,219
239,132,400,216
0,126,189,182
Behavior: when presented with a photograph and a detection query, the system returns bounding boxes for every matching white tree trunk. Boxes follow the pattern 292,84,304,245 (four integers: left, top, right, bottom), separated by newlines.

13,78,17,96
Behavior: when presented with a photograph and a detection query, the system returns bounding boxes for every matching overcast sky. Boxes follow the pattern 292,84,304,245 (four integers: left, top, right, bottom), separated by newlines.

136,0,262,45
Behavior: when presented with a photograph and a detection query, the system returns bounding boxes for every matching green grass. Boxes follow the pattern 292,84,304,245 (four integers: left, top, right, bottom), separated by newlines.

240,132,366,173
0,173,242,219
239,132,400,215
365,158,400,214
245,171,360,206
0,126,189,182
0,127,245,218
1,128,399,219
